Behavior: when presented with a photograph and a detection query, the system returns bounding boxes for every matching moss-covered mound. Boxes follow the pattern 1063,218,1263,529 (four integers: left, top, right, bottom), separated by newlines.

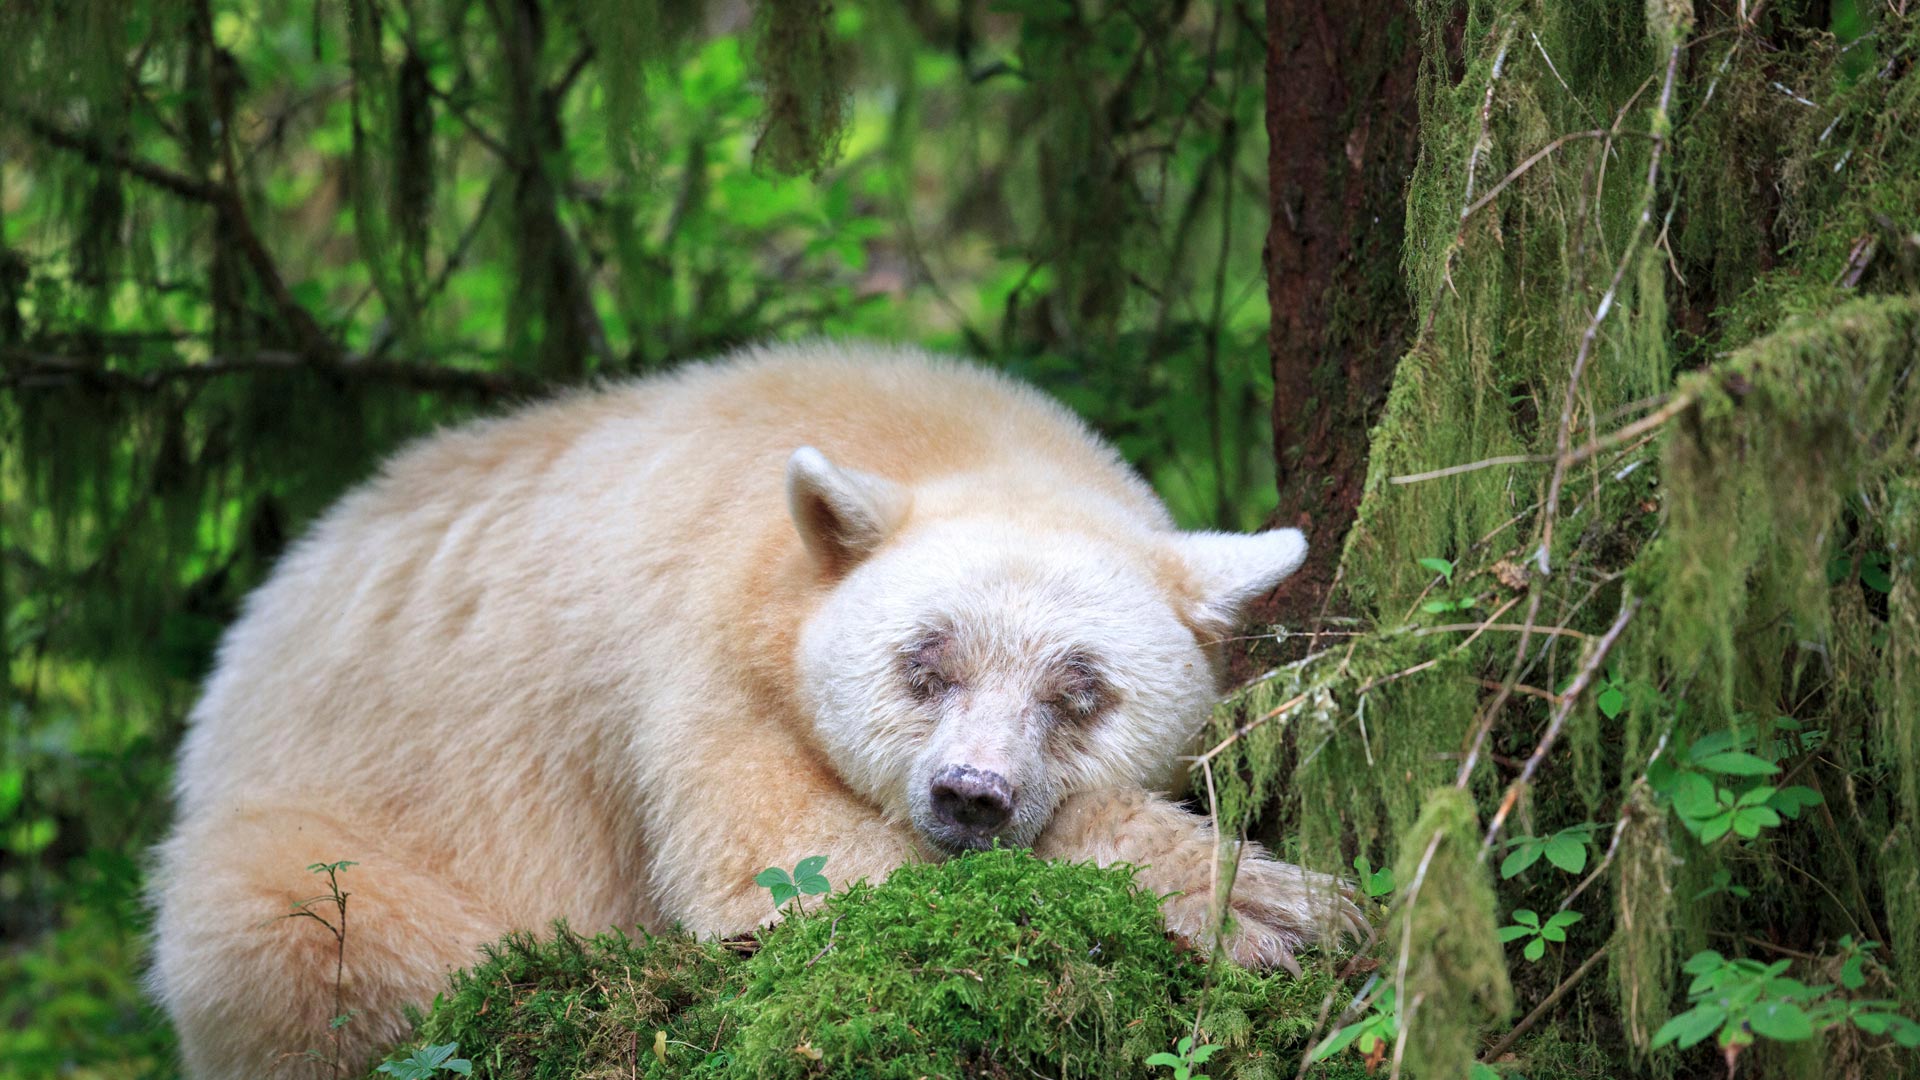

381,851,1363,1079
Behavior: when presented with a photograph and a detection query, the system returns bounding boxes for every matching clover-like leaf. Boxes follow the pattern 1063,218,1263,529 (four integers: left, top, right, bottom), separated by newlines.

793,855,831,896
1540,911,1582,943
756,866,798,907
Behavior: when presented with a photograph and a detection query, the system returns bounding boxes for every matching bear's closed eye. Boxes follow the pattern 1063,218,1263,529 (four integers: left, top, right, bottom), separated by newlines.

903,635,959,700
1049,655,1114,720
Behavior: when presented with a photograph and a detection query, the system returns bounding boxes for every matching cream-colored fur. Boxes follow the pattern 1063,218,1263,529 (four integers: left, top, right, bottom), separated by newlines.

149,343,1360,1077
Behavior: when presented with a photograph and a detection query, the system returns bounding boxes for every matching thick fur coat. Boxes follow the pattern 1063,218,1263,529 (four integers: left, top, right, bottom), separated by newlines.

150,344,1359,1077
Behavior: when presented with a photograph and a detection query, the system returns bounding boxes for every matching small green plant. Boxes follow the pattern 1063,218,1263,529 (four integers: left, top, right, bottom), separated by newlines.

1595,669,1630,718
1653,945,1920,1057
286,860,356,1077
1646,728,1822,843
1414,557,1478,613
754,855,830,913
1312,986,1397,1064
1350,854,1396,899
376,1041,473,1079
1145,1035,1221,1080
1499,823,1598,879
1498,908,1583,962
1690,868,1752,901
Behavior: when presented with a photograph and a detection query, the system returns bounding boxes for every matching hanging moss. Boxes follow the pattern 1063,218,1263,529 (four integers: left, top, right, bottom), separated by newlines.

1390,787,1513,1077
750,0,847,177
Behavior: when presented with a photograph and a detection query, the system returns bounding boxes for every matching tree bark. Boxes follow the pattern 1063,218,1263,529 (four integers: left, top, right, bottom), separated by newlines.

1253,0,1426,645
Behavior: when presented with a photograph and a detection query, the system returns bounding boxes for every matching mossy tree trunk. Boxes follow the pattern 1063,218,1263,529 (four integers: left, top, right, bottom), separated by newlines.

1228,1,1920,1076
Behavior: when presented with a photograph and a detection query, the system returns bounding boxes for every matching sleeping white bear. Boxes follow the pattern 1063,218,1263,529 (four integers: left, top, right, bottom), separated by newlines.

149,343,1359,1077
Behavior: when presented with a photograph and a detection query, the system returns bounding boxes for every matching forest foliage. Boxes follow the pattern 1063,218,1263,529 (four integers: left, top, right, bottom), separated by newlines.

4,0,1920,1078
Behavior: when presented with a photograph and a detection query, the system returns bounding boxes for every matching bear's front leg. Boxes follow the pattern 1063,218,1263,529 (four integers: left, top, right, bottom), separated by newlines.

642,753,928,939
1032,787,1366,972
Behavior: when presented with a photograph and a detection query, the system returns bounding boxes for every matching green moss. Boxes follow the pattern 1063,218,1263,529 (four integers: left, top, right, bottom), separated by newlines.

384,851,1364,1079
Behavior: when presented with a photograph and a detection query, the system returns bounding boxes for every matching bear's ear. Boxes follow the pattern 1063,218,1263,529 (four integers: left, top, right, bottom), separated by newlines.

1173,528,1309,633
786,447,911,576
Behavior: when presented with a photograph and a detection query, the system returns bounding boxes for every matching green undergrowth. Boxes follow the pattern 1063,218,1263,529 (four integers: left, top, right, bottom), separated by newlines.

378,851,1374,1080
1203,2,1920,1077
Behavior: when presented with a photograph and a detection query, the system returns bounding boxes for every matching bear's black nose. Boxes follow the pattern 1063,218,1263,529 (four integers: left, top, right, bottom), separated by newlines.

930,764,1013,838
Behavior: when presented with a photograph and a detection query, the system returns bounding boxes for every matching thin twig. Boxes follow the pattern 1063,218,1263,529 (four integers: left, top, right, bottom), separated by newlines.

1480,943,1611,1062
1481,594,1642,854
804,915,845,968
1416,622,1592,642
1388,392,1693,485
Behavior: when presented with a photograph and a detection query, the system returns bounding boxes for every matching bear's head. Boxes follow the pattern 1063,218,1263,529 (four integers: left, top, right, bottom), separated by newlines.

786,447,1307,856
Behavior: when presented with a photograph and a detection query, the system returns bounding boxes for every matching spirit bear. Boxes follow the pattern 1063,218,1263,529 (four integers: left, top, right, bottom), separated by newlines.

150,343,1361,1077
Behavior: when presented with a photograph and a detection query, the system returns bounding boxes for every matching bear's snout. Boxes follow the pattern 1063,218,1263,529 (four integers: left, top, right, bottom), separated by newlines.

928,764,1014,849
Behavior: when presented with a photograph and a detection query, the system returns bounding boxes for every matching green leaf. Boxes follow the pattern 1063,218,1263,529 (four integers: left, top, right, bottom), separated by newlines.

1861,552,1892,593
1698,811,1735,844
755,867,792,889
1597,684,1626,718
1498,925,1536,943
1543,833,1588,873
1421,599,1456,614
1734,785,1777,807
1841,954,1866,990
797,872,831,896
1682,949,1727,975
1767,785,1823,819
1146,1053,1183,1067
1524,936,1546,961
1501,844,1543,879
1694,751,1780,776
1511,908,1540,928
769,882,798,907
1312,1021,1368,1061
1653,1004,1728,1049
1747,1000,1814,1042
1671,772,1718,818
793,855,828,880
1416,557,1454,582
1732,805,1782,838
1188,1043,1222,1063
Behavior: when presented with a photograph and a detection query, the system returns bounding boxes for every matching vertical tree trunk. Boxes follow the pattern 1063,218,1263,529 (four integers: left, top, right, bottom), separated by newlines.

1255,0,1426,634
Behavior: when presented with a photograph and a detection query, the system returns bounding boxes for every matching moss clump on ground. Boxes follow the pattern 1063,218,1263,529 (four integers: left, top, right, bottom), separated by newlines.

380,850,1371,1079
